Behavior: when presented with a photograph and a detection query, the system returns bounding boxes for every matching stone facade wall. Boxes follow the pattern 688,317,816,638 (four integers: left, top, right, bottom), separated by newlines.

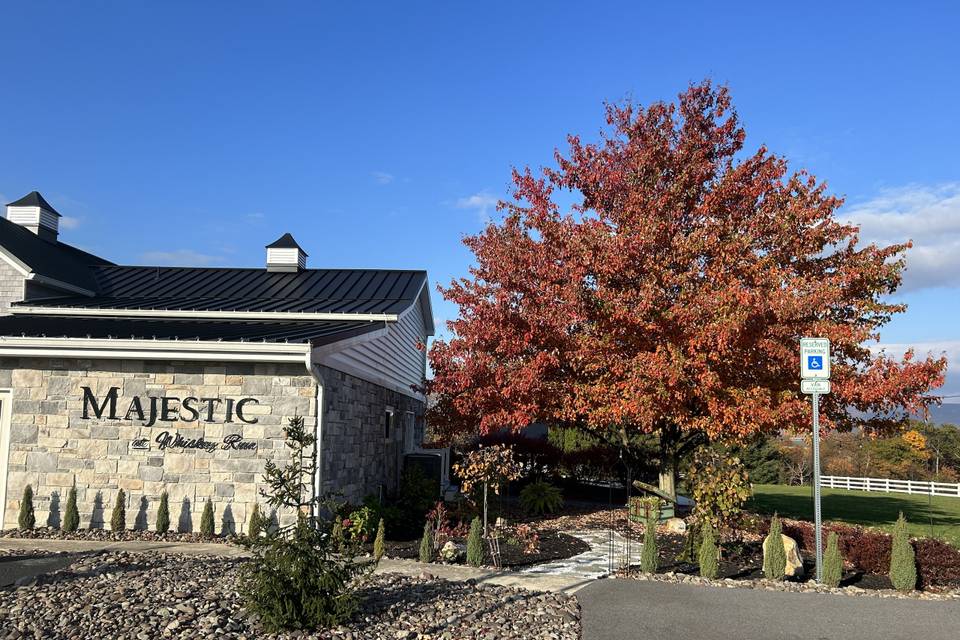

0,260,24,315
318,365,424,504
1,357,317,532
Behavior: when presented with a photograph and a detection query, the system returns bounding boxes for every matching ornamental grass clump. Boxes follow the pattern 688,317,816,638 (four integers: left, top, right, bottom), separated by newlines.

639,505,660,574
467,517,485,567
373,517,386,562
200,499,216,537
763,514,786,580
156,491,170,534
698,520,719,579
18,485,35,530
822,531,843,587
889,512,917,592
239,415,376,632
63,484,80,533
419,522,434,563
110,489,126,531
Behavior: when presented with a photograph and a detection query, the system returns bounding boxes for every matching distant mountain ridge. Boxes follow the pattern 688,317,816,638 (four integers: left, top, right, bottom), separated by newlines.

920,403,960,426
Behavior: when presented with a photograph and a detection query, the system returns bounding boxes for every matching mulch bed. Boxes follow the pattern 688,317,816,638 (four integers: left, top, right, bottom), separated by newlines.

378,530,591,569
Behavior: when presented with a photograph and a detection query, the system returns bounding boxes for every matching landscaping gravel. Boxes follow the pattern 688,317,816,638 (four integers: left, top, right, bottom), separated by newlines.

0,551,581,639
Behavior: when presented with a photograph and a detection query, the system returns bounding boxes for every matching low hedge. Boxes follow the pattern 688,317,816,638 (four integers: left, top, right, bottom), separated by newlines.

757,518,960,588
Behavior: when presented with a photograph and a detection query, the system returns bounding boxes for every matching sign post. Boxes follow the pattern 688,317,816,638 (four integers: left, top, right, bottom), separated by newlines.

800,337,830,584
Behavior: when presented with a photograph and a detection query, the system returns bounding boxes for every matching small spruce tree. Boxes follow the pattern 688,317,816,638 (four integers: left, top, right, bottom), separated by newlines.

889,512,917,592
63,484,80,533
247,503,263,539
698,520,719,579
200,499,216,537
467,517,485,567
373,517,386,561
156,491,170,534
419,521,434,563
639,511,659,573
18,485,35,530
110,489,126,532
822,531,843,588
763,514,787,580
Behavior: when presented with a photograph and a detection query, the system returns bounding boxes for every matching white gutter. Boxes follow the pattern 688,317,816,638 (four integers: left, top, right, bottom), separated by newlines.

10,306,399,323
0,336,310,363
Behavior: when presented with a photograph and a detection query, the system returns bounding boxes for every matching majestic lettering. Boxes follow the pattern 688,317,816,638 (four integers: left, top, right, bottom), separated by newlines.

80,387,259,426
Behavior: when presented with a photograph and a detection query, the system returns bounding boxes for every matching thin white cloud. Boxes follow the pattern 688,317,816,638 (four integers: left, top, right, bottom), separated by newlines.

60,216,81,230
372,171,395,185
843,183,960,291
245,212,265,222
139,250,222,267
454,191,499,221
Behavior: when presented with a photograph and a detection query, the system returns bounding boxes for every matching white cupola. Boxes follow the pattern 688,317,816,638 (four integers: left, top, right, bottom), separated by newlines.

5,191,61,242
265,233,308,272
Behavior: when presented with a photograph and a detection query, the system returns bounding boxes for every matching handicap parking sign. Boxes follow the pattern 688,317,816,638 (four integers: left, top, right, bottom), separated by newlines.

800,338,830,379
807,355,823,370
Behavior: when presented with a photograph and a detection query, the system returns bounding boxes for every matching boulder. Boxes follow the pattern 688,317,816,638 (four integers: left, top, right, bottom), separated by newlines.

781,534,805,577
664,517,687,534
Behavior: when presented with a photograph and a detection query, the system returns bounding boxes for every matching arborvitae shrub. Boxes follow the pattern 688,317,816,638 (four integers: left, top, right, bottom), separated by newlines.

248,503,263,539
200,500,216,537
18,485,35,530
889,512,917,592
63,484,80,533
373,517,386,561
110,489,126,532
467,517,485,567
699,520,719,579
419,522,433,563
640,513,659,573
156,492,170,534
822,531,843,587
763,514,786,580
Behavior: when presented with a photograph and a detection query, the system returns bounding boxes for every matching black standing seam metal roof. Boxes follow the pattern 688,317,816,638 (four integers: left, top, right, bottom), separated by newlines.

0,315,387,344
14,266,429,314
0,217,113,291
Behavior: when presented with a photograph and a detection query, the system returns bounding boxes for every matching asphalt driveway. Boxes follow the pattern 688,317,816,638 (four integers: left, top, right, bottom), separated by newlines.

578,579,960,640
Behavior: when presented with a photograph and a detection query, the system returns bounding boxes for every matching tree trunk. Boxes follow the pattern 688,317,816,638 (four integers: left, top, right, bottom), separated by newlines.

657,426,679,500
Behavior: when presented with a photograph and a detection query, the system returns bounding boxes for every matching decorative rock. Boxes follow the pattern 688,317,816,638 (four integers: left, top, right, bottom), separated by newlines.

663,517,687,534
781,534,804,577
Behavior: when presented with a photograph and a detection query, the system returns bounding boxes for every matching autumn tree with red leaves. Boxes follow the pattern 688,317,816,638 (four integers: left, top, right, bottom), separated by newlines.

427,81,946,496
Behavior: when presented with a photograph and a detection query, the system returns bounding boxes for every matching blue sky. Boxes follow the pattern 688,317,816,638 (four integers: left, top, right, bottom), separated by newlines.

1,2,958,394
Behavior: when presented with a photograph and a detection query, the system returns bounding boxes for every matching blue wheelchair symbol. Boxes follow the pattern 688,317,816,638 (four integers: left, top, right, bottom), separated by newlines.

807,355,823,370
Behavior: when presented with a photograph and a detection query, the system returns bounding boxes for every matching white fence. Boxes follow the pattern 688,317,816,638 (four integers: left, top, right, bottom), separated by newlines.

821,475,960,498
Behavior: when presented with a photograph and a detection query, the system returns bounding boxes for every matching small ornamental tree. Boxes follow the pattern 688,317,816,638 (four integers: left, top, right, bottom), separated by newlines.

698,520,719,579
822,531,843,588
639,504,660,574
419,522,434,563
467,517,485,567
200,500,215,537
426,81,947,498
373,518,386,562
18,485,35,530
452,444,522,532
239,415,375,631
63,484,80,533
688,449,750,534
156,491,170,534
889,512,917,592
110,489,126,532
248,503,263,539
763,514,787,580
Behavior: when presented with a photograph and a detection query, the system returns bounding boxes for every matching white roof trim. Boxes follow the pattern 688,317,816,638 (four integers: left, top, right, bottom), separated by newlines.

25,273,96,297
0,246,31,277
0,336,311,363
10,306,400,323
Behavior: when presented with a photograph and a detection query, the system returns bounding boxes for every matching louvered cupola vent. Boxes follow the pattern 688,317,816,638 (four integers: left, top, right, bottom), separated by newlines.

266,233,308,272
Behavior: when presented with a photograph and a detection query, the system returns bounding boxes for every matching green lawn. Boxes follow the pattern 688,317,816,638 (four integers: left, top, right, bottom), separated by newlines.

747,484,960,546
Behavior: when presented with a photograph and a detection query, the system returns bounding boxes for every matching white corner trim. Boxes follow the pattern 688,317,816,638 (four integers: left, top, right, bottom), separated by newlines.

10,306,400,323
0,246,31,277
25,273,96,297
0,336,311,363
